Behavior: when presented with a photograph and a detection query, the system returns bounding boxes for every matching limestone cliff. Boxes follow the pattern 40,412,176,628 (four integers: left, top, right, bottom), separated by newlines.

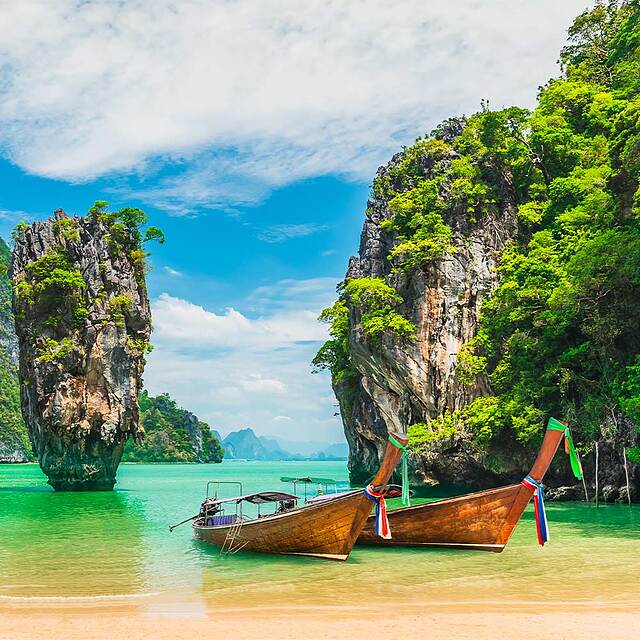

325,2,640,503
335,145,638,498
335,130,523,486
10,209,152,490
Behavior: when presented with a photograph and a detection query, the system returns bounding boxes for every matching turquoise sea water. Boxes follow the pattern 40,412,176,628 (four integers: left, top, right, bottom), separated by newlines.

1,462,639,611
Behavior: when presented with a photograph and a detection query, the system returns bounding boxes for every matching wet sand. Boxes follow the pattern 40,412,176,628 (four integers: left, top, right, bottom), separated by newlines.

0,602,640,640
2,602,639,640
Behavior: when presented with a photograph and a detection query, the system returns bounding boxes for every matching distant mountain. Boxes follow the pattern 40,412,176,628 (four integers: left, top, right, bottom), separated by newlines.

312,442,349,460
258,434,294,458
223,428,292,460
270,437,337,457
222,428,347,461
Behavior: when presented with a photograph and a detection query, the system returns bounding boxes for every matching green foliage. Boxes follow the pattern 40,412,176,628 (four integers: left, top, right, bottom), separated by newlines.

343,2,640,454
383,181,456,272
376,102,555,272
407,415,460,451
52,217,80,242
144,227,165,244
35,337,75,364
314,278,415,380
0,347,32,458
86,201,164,284
123,390,224,463
14,249,88,332
108,293,134,326
343,277,415,340
127,336,154,356
452,0,640,447
312,299,357,383
0,237,32,459
456,339,488,387
11,221,29,243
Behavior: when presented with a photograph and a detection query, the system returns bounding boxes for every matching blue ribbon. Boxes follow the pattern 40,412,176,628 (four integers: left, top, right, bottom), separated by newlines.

522,474,549,546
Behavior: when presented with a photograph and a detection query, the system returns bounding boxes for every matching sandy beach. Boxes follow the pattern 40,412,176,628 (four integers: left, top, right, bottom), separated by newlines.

2,602,639,640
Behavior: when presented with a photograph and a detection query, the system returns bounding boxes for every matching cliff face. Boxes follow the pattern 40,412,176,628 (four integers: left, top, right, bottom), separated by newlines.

337,140,521,486
0,237,31,462
10,212,151,489
337,152,639,496
329,0,640,502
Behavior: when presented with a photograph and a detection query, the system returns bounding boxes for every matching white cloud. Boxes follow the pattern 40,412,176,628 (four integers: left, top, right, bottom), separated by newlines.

0,208,34,221
257,223,327,243
144,278,343,441
152,292,328,348
163,266,182,277
0,1,592,210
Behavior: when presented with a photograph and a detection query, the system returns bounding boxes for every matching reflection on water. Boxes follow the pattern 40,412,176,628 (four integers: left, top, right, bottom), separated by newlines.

1,462,639,610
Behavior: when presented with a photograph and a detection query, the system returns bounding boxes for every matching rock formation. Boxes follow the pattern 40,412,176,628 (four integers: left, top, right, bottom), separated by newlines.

334,138,640,501
335,136,523,486
327,2,640,502
335,142,639,500
10,210,151,490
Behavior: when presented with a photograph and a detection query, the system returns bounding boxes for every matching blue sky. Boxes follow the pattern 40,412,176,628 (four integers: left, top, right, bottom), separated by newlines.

0,0,592,444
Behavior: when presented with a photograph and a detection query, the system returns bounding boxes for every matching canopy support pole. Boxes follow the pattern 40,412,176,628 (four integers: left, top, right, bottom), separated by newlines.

579,452,589,503
595,442,600,509
623,447,632,506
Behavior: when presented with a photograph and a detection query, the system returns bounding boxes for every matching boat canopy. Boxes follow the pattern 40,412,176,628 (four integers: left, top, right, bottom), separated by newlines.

280,476,337,484
205,491,298,506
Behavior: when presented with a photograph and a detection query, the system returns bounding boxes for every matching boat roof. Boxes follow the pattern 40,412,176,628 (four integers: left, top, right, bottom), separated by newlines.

280,476,337,484
205,491,298,505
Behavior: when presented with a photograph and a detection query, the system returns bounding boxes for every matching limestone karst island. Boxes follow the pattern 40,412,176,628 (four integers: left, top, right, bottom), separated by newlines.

0,2,639,640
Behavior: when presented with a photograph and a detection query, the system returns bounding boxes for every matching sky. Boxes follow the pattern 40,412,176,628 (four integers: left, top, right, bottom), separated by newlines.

0,0,593,445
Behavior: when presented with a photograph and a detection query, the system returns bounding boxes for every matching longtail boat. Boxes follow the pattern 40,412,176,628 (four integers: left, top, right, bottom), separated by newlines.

357,418,583,552
189,432,407,560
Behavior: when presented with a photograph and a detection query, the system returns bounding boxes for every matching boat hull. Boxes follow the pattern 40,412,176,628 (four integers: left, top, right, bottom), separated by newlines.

357,423,567,551
358,483,531,551
194,490,367,560
193,432,407,560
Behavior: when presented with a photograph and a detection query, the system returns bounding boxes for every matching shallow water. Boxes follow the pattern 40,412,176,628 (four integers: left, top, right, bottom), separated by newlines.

1,462,639,611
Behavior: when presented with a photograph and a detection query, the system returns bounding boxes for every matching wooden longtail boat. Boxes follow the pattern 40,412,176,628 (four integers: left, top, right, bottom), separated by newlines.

357,418,580,552
192,432,407,561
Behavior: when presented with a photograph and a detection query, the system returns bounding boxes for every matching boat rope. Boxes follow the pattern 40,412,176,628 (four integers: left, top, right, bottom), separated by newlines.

521,475,549,546
547,417,583,480
364,484,391,539
388,434,410,506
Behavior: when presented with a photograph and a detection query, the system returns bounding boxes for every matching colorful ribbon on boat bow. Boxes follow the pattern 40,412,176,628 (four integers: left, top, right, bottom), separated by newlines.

521,475,549,546
364,484,391,539
388,434,410,506
547,417,583,480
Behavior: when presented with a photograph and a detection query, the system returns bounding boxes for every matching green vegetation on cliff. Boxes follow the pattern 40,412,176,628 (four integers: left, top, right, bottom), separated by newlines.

313,277,415,381
0,238,32,460
87,200,165,286
320,1,640,460
454,0,640,453
123,391,224,463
